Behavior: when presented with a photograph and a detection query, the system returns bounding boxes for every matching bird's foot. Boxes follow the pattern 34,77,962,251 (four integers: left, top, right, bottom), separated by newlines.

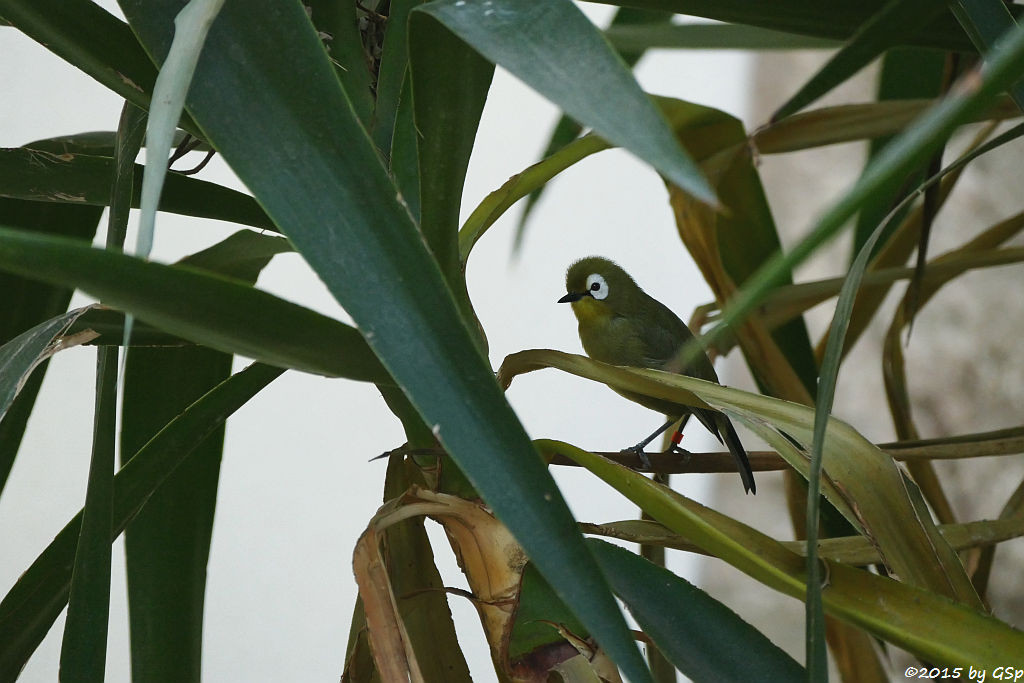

666,443,693,464
621,444,652,471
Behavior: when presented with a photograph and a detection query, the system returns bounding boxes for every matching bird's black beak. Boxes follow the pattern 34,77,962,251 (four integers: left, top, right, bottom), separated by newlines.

558,291,587,303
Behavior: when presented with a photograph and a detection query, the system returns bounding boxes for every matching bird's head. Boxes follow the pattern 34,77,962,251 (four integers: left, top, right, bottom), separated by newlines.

557,256,638,321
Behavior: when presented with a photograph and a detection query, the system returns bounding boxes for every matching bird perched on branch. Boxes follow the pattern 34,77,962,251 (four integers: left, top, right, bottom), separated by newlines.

558,256,755,494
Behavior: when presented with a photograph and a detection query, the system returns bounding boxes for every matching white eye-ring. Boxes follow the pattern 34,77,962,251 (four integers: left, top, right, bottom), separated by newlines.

586,273,608,300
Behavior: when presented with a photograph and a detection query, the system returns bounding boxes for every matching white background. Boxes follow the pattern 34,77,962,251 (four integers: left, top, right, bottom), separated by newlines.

0,3,756,680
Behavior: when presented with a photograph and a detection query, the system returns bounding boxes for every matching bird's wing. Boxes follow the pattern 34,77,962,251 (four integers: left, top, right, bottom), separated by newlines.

640,297,720,383
692,406,722,438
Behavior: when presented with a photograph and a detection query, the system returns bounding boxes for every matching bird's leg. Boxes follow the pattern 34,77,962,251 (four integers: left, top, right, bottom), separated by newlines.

667,428,693,465
667,414,693,462
623,418,676,470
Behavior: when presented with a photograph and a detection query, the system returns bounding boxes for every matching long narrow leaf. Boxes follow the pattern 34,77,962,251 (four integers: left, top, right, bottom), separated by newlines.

588,0,985,52
408,12,494,326
136,0,225,261
172,230,291,280
23,130,190,158
604,22,838,52
885,426,1024,459
0,226,387,382
122,347,231,681
372,0,420,162
585,516,1024,565
752,97,1019,154
107,105,147,250
59,99,145,682
58,347,116,681
304,0,374,127
0,148,275,231
588,539,805,682
390,75,422,225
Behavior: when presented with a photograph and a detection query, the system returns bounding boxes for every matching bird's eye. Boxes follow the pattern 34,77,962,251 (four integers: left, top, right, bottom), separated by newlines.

586,273,608,300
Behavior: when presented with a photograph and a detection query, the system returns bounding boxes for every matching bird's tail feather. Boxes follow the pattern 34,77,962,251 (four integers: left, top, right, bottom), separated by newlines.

718,415,756,495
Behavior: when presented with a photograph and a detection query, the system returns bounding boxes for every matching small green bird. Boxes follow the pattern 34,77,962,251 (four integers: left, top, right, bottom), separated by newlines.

558,256,755,494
